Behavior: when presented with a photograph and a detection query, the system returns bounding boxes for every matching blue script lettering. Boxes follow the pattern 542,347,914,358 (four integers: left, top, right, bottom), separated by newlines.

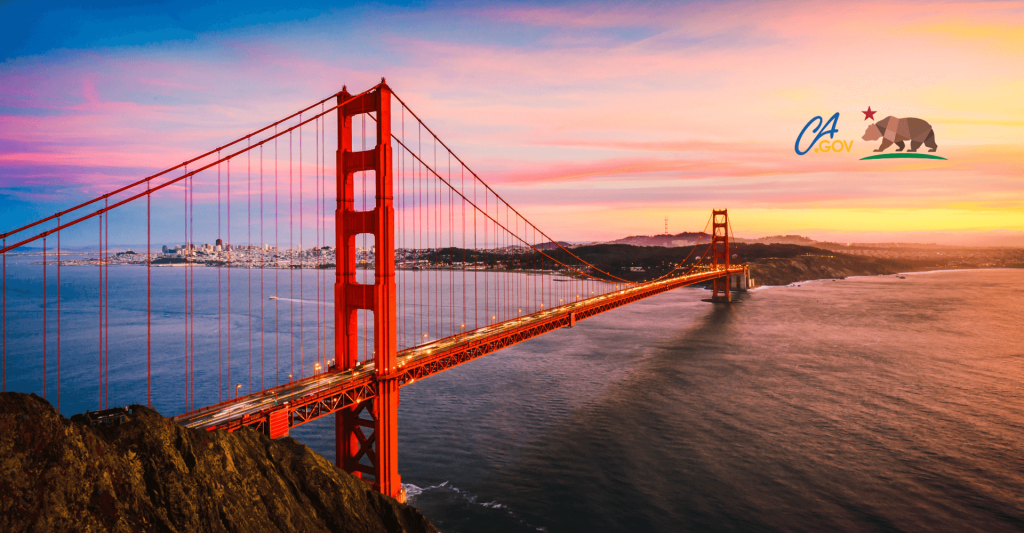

795,112,840,155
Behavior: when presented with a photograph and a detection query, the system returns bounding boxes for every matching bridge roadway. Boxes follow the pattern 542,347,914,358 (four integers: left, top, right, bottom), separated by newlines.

174,266,745,438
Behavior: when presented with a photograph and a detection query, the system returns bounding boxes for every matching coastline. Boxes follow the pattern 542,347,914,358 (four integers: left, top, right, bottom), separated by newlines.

745,254,901,288
748,266,1021,291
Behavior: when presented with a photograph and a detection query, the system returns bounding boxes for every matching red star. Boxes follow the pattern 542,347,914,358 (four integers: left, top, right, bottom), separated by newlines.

863,106,877,121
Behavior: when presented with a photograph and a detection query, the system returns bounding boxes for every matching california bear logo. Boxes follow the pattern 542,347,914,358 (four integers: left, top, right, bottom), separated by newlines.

862,116,937,153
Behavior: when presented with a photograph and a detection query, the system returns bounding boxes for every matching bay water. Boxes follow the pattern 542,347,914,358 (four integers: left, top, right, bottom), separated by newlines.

3,256,1022,532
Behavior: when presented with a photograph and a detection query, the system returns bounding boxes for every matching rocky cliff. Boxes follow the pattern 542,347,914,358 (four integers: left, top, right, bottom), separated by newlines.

0,392,437,533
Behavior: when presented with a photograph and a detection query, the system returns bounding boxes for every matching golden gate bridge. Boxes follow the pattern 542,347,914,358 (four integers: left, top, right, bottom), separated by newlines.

0,80,748,502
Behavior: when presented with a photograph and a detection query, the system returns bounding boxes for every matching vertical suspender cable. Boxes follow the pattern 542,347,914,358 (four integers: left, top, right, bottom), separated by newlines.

227,160,232,398
104,200,109,408
42,236,46,399
300,117,304,376
362,113,367,359
217,154,222,402
322,107,328,366
462,165,466,334
190,168,195,409
147,182,151,407
484,190,488,324
437,139,441,336
401,108,406,348
361,114,366,360
290,130,294,380
275,128,279,385
98,215,102,408
414,129,419,343
320,107,326,366
2,237,4,392
248,140,252,394
57,220,61,411
315,116,321,371
183,170,189,410
473,167,477,331
260,144,265,390
449,153,453,336
106,203,110,407
315,117,321,371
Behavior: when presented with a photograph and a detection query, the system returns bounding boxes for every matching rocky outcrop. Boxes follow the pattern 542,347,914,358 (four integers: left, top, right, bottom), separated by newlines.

0,392,437,533
748,255,903,287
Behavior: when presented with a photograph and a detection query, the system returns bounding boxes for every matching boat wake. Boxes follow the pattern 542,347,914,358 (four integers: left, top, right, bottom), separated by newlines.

267,296,333,306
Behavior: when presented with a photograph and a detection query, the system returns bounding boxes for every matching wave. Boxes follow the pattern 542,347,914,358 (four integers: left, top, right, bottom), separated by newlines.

749,276,852,291
401,481,546,529
402,480,506,508
900,267,1019,276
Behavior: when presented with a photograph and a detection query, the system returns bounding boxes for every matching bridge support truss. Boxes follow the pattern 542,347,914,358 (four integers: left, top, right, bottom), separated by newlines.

711,209,731,302
334,82,403,501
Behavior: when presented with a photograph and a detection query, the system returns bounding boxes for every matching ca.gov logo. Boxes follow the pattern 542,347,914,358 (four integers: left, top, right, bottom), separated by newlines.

795,107,945,160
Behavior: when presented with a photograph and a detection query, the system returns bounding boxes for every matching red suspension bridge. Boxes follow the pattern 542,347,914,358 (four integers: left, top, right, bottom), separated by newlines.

0,80,748,501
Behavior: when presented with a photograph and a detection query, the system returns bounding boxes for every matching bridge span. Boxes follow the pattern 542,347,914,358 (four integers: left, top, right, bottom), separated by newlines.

175,264,748,436
2,79,747,501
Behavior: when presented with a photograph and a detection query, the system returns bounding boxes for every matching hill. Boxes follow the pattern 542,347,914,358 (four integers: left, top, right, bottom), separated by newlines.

733,234,819,246
534,240,572,250
604,232,709,247
522,243,910,285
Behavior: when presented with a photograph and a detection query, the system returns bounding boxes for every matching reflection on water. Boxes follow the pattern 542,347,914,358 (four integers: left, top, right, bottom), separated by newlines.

297,269,1024,533
4,257,1023,532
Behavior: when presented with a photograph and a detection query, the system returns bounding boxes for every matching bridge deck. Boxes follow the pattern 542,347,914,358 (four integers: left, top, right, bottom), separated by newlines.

174,266,745,436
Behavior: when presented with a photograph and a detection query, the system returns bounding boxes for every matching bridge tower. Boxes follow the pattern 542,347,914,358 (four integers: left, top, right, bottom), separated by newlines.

334,81,403,501
711,209,731,303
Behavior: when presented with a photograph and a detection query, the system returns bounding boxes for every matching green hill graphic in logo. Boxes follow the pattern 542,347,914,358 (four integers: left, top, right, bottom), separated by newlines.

860,153,946,160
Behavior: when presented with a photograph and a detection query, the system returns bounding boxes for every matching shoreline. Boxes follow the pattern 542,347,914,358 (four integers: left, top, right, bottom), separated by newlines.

748,266,1021,292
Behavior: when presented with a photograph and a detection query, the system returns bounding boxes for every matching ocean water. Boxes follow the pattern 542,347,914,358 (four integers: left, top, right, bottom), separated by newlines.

3,257,1023,532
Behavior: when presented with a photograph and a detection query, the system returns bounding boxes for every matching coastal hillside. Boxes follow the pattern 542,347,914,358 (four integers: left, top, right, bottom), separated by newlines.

746,254,903,286
423,242,984,286
0,393,437,533
543,243,911,284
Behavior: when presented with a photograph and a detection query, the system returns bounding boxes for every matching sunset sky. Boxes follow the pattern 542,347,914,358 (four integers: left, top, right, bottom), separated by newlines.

1,0,1022,245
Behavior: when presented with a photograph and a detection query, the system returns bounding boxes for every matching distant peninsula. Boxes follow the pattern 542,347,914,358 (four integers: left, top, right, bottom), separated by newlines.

474,241,1024,287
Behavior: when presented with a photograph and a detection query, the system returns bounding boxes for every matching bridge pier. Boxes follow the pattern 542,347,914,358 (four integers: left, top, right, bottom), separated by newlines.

334,81,404,502
730,267,750,291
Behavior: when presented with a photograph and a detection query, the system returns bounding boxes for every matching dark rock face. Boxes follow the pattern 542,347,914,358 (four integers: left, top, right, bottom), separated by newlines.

0,392,437,533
